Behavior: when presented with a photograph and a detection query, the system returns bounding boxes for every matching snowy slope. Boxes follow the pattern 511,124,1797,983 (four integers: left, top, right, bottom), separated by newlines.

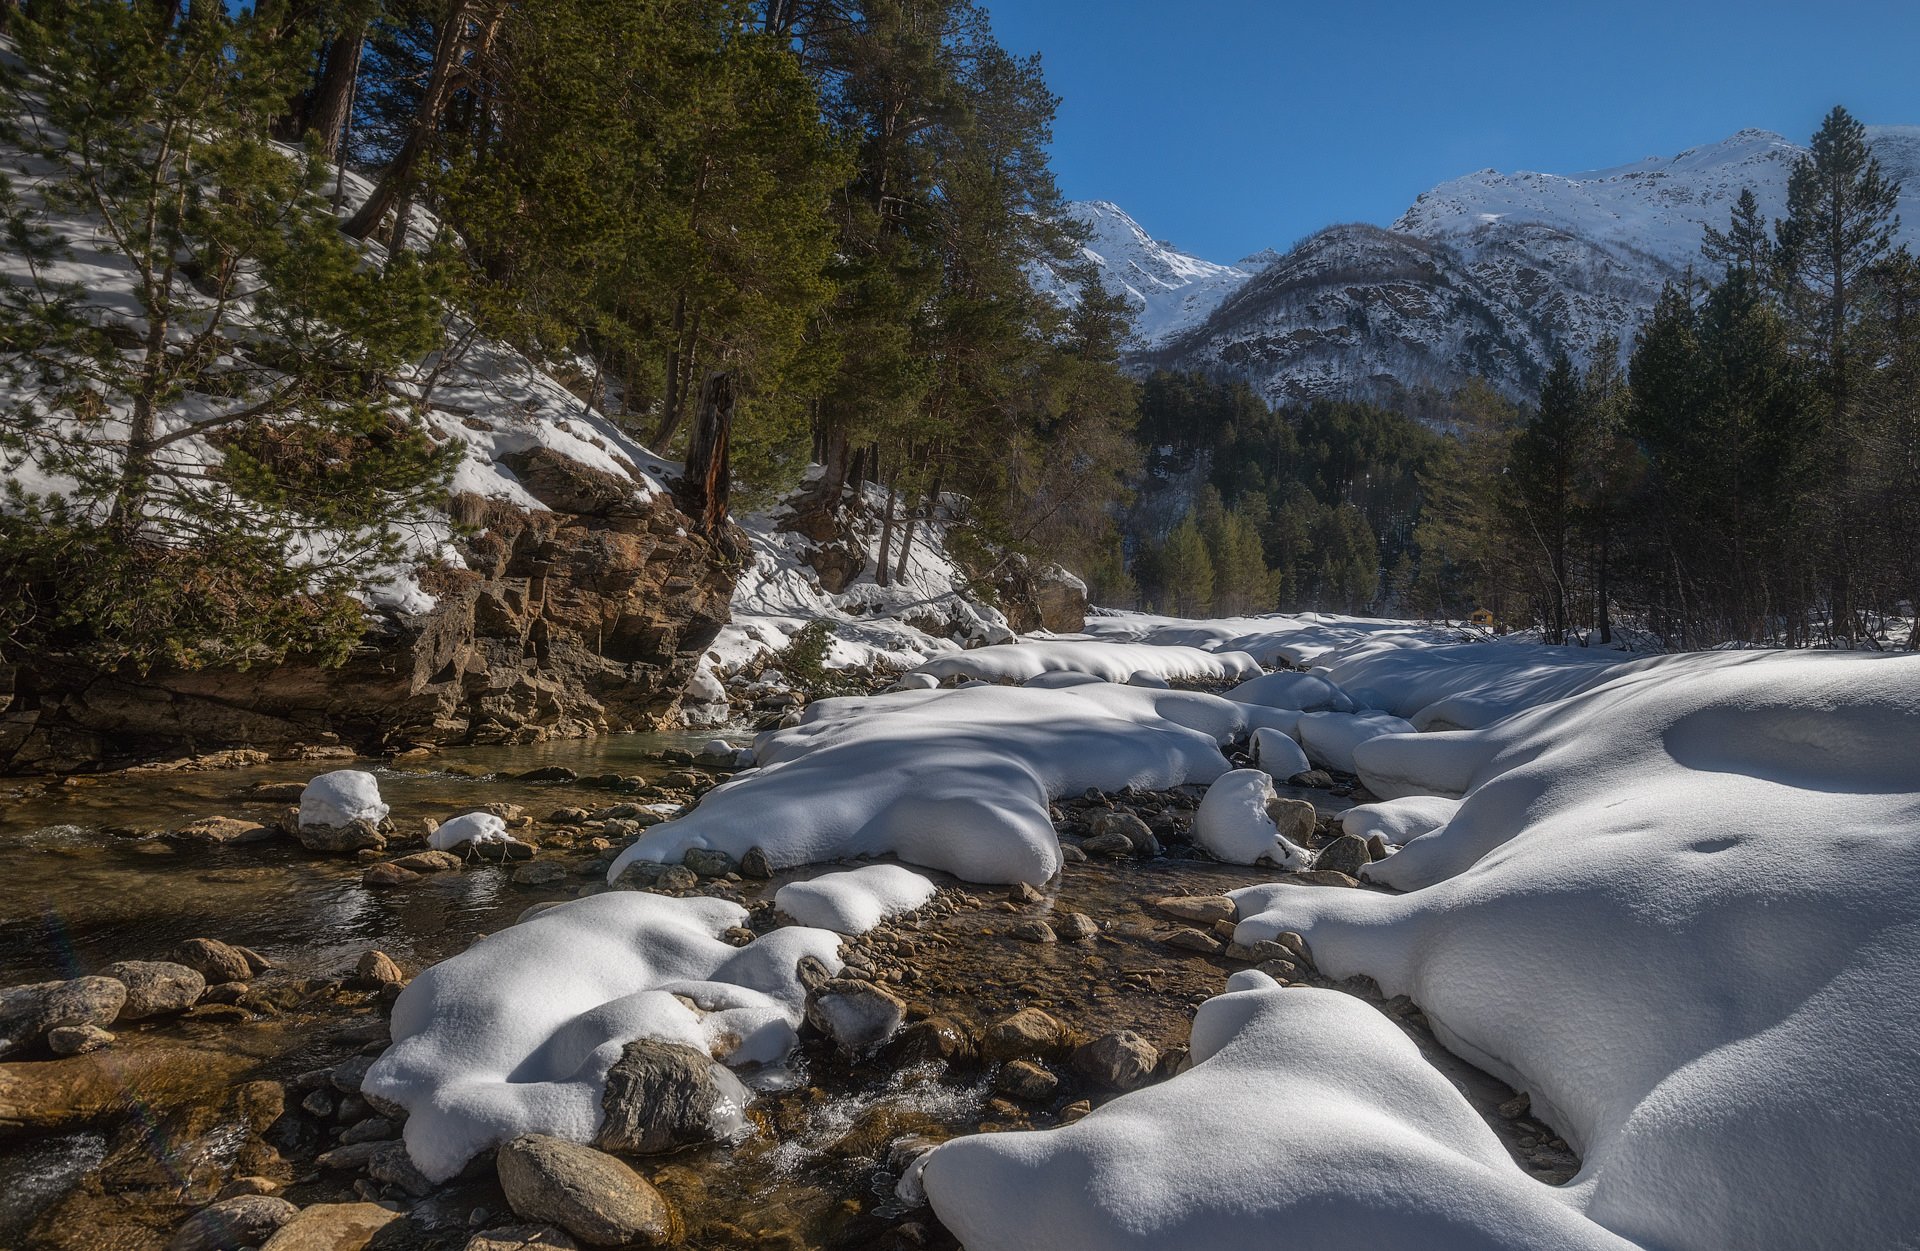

1033,200,1262,347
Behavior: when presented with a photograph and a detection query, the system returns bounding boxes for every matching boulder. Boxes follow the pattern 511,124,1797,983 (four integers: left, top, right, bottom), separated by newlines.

258,1201,403,1251
170,816,277,845
738,847,772,879
0,976,126,1057
1152,895,1236,926
168,939,254,985
1313,833,1374,877
805,978,907,1052
595,1038,748,1154
46,1023,115,1056
982,1007,1074,1061
994,1059,1059,1102
1265,795,1319,844
1072,1030,1159,1091
300,818,387,855
168,1195,299,1251
103,961,204,1020
496,1134,681,1248
1089,810,1159,856
353,950,407,990
299,771,389,829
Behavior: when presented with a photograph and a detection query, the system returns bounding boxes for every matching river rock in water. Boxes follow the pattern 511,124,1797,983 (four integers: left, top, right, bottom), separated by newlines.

168,939,254,985
0,976,126,1057
256,1201,403,1250
595,1038,749,1154
497,1134,681,1248
806,978,907,1052
167,1194,299,1251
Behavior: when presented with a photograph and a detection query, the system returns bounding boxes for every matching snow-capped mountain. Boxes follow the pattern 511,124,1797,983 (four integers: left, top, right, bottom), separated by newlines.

1035,200,1262,347
1097,126,1920,408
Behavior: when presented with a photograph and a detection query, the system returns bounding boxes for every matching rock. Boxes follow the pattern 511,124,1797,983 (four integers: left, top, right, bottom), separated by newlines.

806,979,907,1052
496,1134,681,1249
738,847,772,879
1007,918,1056,944
1255,958,1301,981
169,938,254,985
549,807,592,824
982,1007,1073,1061
1313,833,1374,877
1008,882,1042,905
1058,842,1087,863
889,1015,978,1066
1274,930,1310,961
316,1140,386,1171
1265,795,1319,844
171,815,277,845
301,818,388,855
1292,769,1335,788
1165,927,1225,955
994,1059,1059,1102
1089,810,1159,855
1366,833,1391,861
1060,1098,1092,1123
0,1043,254,1132
390,849,463,873
103,961,204,1020
512,862,569,887
46,1023,114,1056
681,847,735,878
517,766,580,783
258,1201,403,1251
1072,1030,1159,1091
361,861,420,889
0,976,126,1057
340,1115,398,1145
300,770,390,828
1152,895,1236,926
654,865,698,892
466,1228,581,1251
330,1054,376,1095
168,1194,300,1251
217,1177,282,1199
368,1141,437,1196
1079,831,1136,858
245,781,308,803
1053,912,1098,942
1289,869,1363,888
354,950,406,990
596,1038,746,1154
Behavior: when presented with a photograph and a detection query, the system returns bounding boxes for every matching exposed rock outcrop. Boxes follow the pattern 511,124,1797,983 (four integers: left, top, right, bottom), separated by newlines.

1,453,741,773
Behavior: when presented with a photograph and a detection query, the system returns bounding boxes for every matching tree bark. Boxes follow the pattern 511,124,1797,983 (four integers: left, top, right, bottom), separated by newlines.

306,25,365,162
342,0,474,242
874,465,900,589
677,371,735,553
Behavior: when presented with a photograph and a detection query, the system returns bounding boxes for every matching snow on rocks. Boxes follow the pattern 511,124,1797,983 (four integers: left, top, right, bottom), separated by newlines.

909,639,1261,687
363,892,844,1183
298,770,389,829
1222,668,1353,712
911,974,1632,1251
1294,710,1416,775
1231,651,1920,1251
607,683,1276,887
772,865,938,935
1339,795,1461,847
1247,726,1309,780
1191,769,1312,868
427,812,520,853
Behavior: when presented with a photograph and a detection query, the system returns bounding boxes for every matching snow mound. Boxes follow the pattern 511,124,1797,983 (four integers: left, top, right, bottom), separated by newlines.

1192,769,1310,868
1081,611,1463,668
298,770,388,829
364,892,844,1183
1340,795,1460,846
773,864,937,935
913,976,1631,1250
428,811,520,852
1248,725,1309,779
1222,668,1354,711
910,639,1261,686
606,683,1272,886
1232,651,1920,1251
1294,710,1416,774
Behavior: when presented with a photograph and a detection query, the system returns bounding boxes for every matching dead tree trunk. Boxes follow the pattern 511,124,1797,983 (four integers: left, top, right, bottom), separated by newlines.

677,371,736,554
343,0,473,241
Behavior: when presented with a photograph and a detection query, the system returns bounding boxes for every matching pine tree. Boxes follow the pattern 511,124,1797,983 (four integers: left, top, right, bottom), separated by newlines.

1505,353,1582,642
0,2,453,673
1702,188,1774,283
1161,512,1215,616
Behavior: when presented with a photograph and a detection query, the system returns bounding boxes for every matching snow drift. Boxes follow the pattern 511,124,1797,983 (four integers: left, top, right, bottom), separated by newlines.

909,639,1261,686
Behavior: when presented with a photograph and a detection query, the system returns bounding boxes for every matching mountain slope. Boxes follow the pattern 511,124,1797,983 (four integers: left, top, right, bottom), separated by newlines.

1122,127,1920,408
1035,200,1260,347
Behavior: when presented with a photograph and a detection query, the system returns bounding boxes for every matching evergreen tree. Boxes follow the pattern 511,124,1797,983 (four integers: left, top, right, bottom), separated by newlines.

1161,512,1214,616
0,2,452,673
1701,188,1773,282
1506,352,1581,642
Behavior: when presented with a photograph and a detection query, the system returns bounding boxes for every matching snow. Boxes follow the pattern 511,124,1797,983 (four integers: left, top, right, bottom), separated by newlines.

1247,725,1309,780
1222,668,1354,712
1294,710,1417,774
1030,200,1261,347
606,682,1278,887
1229,649,1920,1251
364,892,844,1183
1340,795,1461,847
1191,769,1310,868
428,811,518,852
912,975,1632,1251
909,639,1261,686
772,864,937,935
297,770,388,829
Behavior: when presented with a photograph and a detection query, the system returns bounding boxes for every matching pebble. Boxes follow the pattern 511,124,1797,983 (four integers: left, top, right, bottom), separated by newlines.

1008,919,1056,944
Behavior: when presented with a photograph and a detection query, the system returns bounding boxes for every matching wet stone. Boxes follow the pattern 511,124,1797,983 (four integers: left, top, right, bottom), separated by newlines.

497,1134,681,1249
104,960,205,1020
167,1194,300,1251
169,938,255,985
1073,1030,1160,1091
994,1059,1060,1102
1313,833,1374,877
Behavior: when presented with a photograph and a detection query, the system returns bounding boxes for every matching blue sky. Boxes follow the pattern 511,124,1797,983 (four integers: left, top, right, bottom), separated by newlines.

983,0,1920,262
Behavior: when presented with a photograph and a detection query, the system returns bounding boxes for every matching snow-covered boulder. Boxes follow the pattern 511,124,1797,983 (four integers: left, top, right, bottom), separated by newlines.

1294,710,1415,775
1231,651,1920,1251
364,893,843,1183
298,770,388,829
605,683,1275,886
428,812,514,852
773,865,937,935
909,639,1261,686
1222,668,1353,712
1247,726,1309,780
1340,795,1460,847
1192,769,1312,868
911,973,1631,1250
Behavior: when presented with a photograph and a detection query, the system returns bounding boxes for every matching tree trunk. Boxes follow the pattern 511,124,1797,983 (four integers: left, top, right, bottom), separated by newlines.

654,292,692,447
306,25,365,162
342,0,474,242
874,466,900,589
677,371,735,552
895,454,940,584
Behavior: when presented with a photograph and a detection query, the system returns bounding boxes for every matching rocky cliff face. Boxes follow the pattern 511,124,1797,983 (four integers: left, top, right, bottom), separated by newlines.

0,449,740,773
